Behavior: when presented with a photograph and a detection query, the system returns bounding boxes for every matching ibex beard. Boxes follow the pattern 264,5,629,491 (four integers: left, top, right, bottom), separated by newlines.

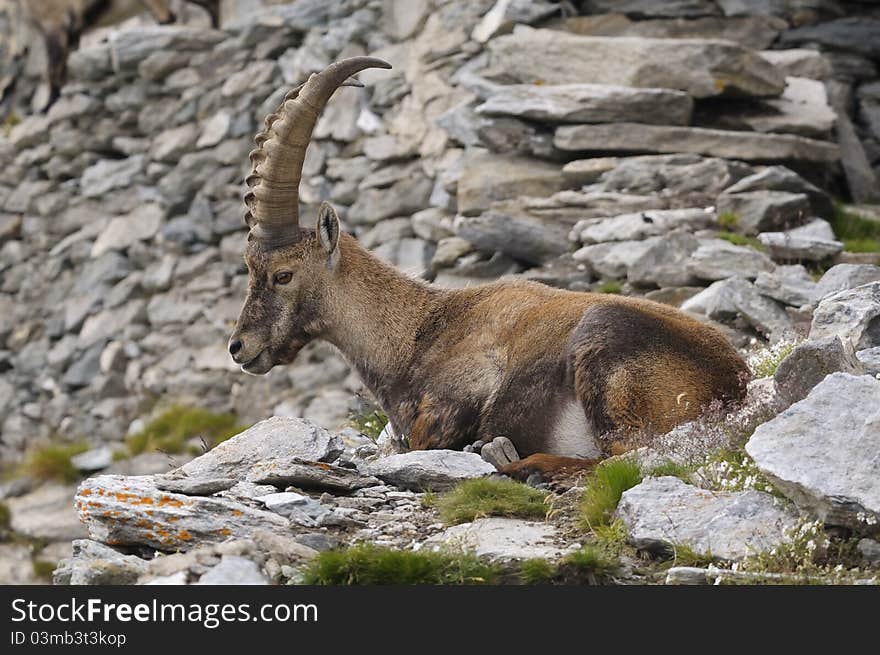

229,58,751,479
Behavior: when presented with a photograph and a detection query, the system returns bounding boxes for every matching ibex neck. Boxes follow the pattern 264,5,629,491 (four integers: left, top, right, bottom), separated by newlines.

322,235,437,390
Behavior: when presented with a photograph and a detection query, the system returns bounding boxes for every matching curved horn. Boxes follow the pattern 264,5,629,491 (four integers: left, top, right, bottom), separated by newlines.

244,56,392,249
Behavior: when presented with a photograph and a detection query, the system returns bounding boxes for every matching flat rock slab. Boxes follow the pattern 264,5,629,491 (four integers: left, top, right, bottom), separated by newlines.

7,483,87,542
424,518,565,561
746,373,880,528
617,477,798,561
476,83,693,125
367,450,496,491
251,458,380,493
574,208,713,244
155,477,238,496
76,475,293,552
555,123,839,163
180,417,343,481
487,26,784,98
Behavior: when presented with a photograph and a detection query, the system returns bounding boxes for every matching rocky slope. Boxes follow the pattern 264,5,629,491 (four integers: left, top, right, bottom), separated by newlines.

0,0,879,583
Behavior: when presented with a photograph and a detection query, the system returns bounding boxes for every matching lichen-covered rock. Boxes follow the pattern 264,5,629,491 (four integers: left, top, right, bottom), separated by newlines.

53,539,148,585
746,373,880,528
75,475,294,551
367,450,496,491
616,476,798,561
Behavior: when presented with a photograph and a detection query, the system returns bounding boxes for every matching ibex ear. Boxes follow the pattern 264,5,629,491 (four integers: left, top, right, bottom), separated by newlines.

316,201,340,266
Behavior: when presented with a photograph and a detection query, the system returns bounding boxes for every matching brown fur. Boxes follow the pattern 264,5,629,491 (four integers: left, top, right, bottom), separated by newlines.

230,207,750,476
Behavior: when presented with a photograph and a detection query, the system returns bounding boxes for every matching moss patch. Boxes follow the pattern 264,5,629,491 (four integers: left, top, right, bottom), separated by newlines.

580,459,642,529
31,559,56,580
125,405,246,456
563,545,619,579
301,545,501,585
435,478,548,525
646,460,693,481
718,212,739,229
717,231,765,251
830,204,880,253
21,442,89,483
519,558,557,584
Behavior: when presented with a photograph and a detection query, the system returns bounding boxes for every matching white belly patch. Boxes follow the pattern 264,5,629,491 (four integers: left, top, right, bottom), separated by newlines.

546,399,602,459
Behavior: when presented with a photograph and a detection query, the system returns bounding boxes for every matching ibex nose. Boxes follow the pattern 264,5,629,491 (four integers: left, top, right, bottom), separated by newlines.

229,339,243,358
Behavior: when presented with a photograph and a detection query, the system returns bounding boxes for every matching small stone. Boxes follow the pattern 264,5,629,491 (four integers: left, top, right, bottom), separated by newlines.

197,556,268,585
71,447,113,473
367,450,496,491
155,477,238,496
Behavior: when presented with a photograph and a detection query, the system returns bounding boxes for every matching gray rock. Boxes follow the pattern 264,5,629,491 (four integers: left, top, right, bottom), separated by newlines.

367,450,496,491
454,202,571,266
256,491,328,520
197,111,231,148
574,208,713,244
480,437,520,469
779,17,880,59
80,156,145,198
716,191,812,235
774,336,864,405
456,150,566,216
686,240,775,281
757,231,843,262
71,447,113,473
744,77,836,139
91,204,165,257
683,276,793,340
665,566,711,585
487,26,784,98
372,238,434,277
78,300,146,348
196,555,269,585
721,166,832,218
857,347,880,375
471,0,559,42
759,49,831,81
181,417,343,481
348,173,433,225
75,475,292,551
63,342,104,389
599,154,752,197
53,539,148,586
476,84,692,125
250,459,380,493
7,484,87,541
754,265,817,307
555,124,838,164
810,282,880,350
746,373,880,528
155,477,238,495
813,265,880,304
628,230,701,288
150,124,199,162
574,238,658,279
424,518,565,560
617,476,798,561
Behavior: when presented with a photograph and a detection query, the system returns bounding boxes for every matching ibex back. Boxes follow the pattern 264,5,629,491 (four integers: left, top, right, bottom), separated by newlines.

229,58,750,478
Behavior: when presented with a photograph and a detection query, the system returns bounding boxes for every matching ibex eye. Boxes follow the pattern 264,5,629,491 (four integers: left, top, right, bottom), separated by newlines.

274,271,293,285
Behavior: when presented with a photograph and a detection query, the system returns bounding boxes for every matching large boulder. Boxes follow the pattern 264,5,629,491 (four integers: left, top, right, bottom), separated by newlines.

746,373,880,528
812,265,880,304
773,336,864,404
486,26,785,98
616,476,798,561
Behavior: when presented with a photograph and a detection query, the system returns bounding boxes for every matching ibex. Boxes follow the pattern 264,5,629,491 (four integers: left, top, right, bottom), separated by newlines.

229,58,750,478
15,0,219,108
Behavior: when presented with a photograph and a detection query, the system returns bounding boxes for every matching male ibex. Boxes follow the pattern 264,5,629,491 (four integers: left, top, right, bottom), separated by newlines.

229,58,750,478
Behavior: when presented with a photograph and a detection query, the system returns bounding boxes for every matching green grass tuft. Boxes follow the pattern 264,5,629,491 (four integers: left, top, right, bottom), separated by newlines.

349,408,389,441
580,459,642,529
717,231,765,250
592,518,629,555
435,478,548,525
125,405,246,456
646,460,693,481
830,204,880,253
21,443,89,483
563,545,619,578
595,279,622,294
718,212,739,229
301,544,501,585
0,502,10,534
671,543,715,567
519,558,557,584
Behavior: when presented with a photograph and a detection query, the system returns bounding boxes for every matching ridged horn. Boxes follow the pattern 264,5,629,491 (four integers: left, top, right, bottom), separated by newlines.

244,56,392,249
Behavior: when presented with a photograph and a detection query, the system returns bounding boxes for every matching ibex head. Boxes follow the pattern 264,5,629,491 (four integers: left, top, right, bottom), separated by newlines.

228,57,391,375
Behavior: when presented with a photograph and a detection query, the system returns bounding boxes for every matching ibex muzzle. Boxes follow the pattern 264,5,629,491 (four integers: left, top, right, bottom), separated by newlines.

230,58,750,478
